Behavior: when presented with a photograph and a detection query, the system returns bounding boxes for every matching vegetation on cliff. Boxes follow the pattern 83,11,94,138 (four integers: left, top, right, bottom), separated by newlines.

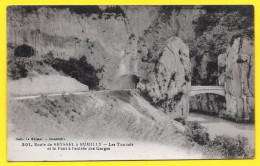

190,5,254,85
45,55,102,89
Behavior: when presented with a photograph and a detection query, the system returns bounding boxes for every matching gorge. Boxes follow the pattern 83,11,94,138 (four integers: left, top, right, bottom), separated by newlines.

7,5,254,122
7,5,255,160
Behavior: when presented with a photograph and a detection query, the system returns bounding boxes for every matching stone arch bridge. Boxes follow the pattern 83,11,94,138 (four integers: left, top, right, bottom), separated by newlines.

189,86,225,97
116,74,226,97
188,85,226,114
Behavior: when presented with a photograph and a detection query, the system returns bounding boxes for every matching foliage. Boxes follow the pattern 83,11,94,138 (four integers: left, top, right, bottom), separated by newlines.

183,119,254,159
19,5,126,18
7,44,36,79
22,6,103,16
204,135,254,159
174,117,186,125
184,121,210,145
193,13,220,37
191,5,254,85
7,56,34,79
47,56,100,89
159,6,176,22
67,6,102,16
194,6,254,38
104,6,126,18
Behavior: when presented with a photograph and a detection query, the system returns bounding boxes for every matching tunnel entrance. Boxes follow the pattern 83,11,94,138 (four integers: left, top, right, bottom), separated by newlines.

14,44,35,57
115,74,139,90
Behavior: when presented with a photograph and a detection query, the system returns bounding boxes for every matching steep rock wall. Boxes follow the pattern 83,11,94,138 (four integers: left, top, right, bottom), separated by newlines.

137,37,191,119
7,6,131,88
218,37,254,122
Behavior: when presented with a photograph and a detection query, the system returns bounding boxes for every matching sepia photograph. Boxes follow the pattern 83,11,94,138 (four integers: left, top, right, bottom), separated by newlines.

7,5,254,161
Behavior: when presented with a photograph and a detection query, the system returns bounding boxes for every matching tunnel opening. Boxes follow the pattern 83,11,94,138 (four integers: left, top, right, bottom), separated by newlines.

14,44,35,57
115,74,140,90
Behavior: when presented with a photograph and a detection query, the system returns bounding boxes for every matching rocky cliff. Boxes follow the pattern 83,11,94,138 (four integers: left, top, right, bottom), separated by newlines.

218,37,254,122
7,6,196,119
137,37,191,118
188,6,254,122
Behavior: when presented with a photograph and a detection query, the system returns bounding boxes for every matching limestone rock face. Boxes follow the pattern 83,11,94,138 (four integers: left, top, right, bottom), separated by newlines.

218,37,254,122
137,37,191,119
173,8,202,42
7,6,198,89
7,7,130,89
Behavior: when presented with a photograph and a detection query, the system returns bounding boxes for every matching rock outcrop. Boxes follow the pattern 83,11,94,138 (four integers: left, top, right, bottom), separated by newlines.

137,37,191,119
218,37,254,122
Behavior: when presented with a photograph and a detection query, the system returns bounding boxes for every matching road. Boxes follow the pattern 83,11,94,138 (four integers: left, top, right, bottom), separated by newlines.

9,89,136,100
9,86,226,100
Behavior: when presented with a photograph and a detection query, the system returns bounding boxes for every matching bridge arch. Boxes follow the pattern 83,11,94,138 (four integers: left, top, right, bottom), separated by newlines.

189,86,225,97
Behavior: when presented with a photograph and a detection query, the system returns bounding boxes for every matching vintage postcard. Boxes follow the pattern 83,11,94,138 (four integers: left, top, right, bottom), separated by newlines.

7,5,254,161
